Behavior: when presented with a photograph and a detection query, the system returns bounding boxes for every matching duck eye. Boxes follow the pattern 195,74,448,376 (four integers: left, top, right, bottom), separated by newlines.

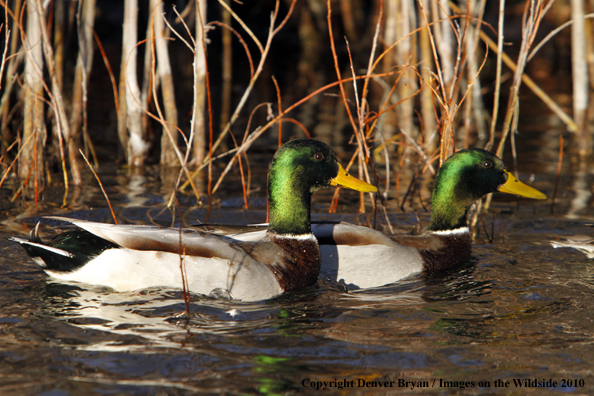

314,152,324,161
483,161,492,168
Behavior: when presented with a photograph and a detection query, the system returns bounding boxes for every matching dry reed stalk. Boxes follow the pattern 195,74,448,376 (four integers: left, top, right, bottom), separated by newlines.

378,1,486,180
419,12,437,152
294,3,323,140
527,13,594,62
571,0,590,157
463,0,488,146
450,2,578,134
207,70,402,195
0,2,25,164
486,0,504,151
203,19,214,199
152,1,179,166
244,104,273,145
495,0,549,159
70,0,96,167
51,0,64,161
369,70,425,155
586,9,594,90
0,4,13,159
442,4,466,107
141,0,156,145
369,77,400,156
208,0,297,157
363,78,396,231
174,196,191,318
272,76,283,147
417,2,445,100
93,29,120,123
360,0,386,145
478,0,551,212
418,0,450,165
382,0,398,148
397,0,416,141
0,140,17,166
378,169,395,234
327,0,373,213
220,0,233,137
448,45,490,144
122,0,148,167
166,5,195,49
345,38,373,214
371,78,398,196
20,1,45,194
12,143,39,202
33,0,82,186
282,118,311,138
339,0,360,46
432,0,455,92
52,0,64,89
0,131,35,190
200,18,256,169
137,21,199,209
116,34,129,163
367,71,431,218
184,0,297,192
178,9,418,192
209,21,254,77
400,171,417,212
328,186,341,214
139,4,202,202
400,128,436,175
439,6,469,158
0,2,37,168
80,150,118,224
191,0,207,167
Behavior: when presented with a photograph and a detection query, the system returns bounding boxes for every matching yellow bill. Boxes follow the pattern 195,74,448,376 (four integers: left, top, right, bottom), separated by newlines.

498,170,547,200
330,163,378,193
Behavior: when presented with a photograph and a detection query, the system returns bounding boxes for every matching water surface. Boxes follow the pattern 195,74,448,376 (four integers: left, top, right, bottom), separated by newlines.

2,140,594,395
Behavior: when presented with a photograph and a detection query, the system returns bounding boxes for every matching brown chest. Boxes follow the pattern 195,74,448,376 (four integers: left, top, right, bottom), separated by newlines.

419,232,472,273
268,237,321,292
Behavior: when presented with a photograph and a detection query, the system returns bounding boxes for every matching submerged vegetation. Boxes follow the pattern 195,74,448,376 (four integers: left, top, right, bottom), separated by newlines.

0,0,592,217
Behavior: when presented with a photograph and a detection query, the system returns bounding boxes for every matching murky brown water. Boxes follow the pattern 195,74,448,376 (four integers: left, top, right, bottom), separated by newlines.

2,122,594,394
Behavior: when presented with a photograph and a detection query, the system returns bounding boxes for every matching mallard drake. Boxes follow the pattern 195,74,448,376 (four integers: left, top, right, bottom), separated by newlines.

316,148,547,288
216,148,547,289
11,139,377,301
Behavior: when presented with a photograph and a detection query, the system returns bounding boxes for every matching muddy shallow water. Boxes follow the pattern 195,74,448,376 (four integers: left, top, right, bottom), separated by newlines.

2,138,594,395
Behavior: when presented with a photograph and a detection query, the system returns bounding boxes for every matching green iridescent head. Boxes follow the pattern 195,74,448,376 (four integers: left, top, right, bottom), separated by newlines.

429,148,546,231
268,139,377,235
